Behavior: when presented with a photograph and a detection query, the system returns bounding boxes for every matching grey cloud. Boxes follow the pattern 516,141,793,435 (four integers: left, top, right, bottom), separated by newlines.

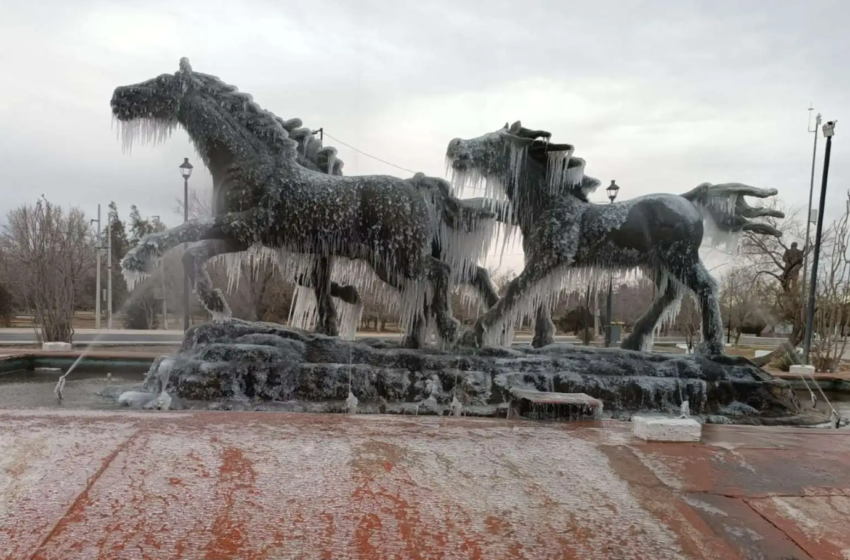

0,0,847,240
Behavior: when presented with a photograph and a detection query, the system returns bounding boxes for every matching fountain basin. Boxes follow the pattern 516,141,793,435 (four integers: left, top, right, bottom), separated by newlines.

136,320,803,423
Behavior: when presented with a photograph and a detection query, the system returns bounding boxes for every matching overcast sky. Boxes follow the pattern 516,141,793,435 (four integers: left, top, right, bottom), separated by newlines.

1,0,847,271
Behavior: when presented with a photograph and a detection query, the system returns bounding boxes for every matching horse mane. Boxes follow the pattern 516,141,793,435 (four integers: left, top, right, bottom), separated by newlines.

513,124,593,199
188,70,344,174
188,72,298,159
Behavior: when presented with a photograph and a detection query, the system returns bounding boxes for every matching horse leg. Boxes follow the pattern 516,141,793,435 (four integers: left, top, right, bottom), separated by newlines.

468,265,500,308
532,305,556,348
427,256,460,348
621,271,681,352
366,259,431,349
463,256,567,348
182,239,250,321
311,256,338,337
676,260,724,355
122,211,254,277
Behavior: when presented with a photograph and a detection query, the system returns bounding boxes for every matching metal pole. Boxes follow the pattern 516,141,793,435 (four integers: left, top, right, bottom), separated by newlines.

605,196,615,347
584,283,592,345
94,204,101,330
152,216,168,330
605,275,613,347
726,290,732,344
803,133,834,364
183,177,190,331
107,213,113,329
801,111,821,321
161,260,168,329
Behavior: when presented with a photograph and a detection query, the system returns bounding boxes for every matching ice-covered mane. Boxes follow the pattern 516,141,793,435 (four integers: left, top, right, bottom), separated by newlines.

188,70,298,160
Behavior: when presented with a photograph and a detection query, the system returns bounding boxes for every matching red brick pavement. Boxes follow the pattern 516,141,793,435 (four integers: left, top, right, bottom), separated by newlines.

2,410,849,559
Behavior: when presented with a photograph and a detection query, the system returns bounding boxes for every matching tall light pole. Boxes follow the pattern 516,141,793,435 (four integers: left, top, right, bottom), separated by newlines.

180,158,193,331
151,215,168,329
605,180,620,347
107,211,113,329
803,120,837,365
91,205,102,329
800,107,822,320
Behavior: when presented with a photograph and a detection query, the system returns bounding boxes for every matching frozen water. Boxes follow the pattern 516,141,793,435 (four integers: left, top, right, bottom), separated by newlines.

114,116,178,154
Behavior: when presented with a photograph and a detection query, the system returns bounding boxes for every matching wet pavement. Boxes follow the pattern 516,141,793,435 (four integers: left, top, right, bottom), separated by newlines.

2,410,850,559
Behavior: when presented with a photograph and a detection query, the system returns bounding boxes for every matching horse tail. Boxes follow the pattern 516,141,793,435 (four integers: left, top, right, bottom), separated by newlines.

680,182,784,240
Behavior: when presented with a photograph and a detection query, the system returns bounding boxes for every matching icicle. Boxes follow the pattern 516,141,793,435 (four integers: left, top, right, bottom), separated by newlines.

337,301,363,341
438,214,498,284
117,117,178,154
123,269,150,291
346,391,358,414
564,157,585,188
451,395,463,417
289,286,318,331
546,150,572,194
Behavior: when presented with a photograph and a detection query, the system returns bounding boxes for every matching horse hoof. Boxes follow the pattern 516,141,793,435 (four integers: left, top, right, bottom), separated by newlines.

531,335,554,348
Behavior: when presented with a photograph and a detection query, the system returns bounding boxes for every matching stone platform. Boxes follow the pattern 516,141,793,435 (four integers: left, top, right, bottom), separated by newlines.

140,320,802,423
2,408,850,559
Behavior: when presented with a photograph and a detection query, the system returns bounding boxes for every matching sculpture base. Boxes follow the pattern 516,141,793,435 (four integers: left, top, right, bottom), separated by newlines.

133,320,810,424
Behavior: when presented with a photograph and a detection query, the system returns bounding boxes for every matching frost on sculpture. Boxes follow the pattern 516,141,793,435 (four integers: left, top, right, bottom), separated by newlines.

447,121,784,354
113,58,497,348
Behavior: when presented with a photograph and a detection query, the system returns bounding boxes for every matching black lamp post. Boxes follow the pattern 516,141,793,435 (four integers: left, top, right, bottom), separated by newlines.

803,121,837,365
605,180,620,347
179,158,193,331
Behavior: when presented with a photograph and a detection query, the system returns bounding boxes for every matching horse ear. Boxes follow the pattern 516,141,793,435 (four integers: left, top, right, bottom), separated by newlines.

509,121,522,134
179,57,193,75
503,122,509,130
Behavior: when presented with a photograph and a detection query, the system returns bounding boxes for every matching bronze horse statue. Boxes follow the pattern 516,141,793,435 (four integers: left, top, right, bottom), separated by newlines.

113,58,495,348
447,121,783,354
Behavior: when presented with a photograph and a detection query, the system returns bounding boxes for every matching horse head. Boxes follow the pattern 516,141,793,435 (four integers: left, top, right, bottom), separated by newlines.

111,58,298,171
446,121,599,206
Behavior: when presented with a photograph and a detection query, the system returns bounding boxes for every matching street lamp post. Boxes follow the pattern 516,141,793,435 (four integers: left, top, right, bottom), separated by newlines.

151,215,167,329
180,158,193,331
803,120,837,365
801,107,822,321
605,180,620,347
91,205,102,329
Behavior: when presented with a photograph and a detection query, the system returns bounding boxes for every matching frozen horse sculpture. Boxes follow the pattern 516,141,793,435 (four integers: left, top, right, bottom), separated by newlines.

201,100,500,340
207,117,366,337
447,121,783,354
113,58,494,348
287,172,502,340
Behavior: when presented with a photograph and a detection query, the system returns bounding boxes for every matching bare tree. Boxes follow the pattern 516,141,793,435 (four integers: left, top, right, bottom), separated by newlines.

2,198,94,342
718,266,766,345
174,186,213,221
808,193,850,372
737,201,816,365
679,296,701,354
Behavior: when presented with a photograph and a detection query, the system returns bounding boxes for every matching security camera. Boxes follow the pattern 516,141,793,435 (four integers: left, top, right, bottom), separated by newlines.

823,120,837,138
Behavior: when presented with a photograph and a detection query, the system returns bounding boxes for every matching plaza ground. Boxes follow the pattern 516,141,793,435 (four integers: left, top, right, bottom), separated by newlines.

2,409,850,559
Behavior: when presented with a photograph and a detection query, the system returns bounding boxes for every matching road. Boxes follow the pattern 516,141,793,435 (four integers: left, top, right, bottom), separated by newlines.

0,329,185,345
0,328,786,348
